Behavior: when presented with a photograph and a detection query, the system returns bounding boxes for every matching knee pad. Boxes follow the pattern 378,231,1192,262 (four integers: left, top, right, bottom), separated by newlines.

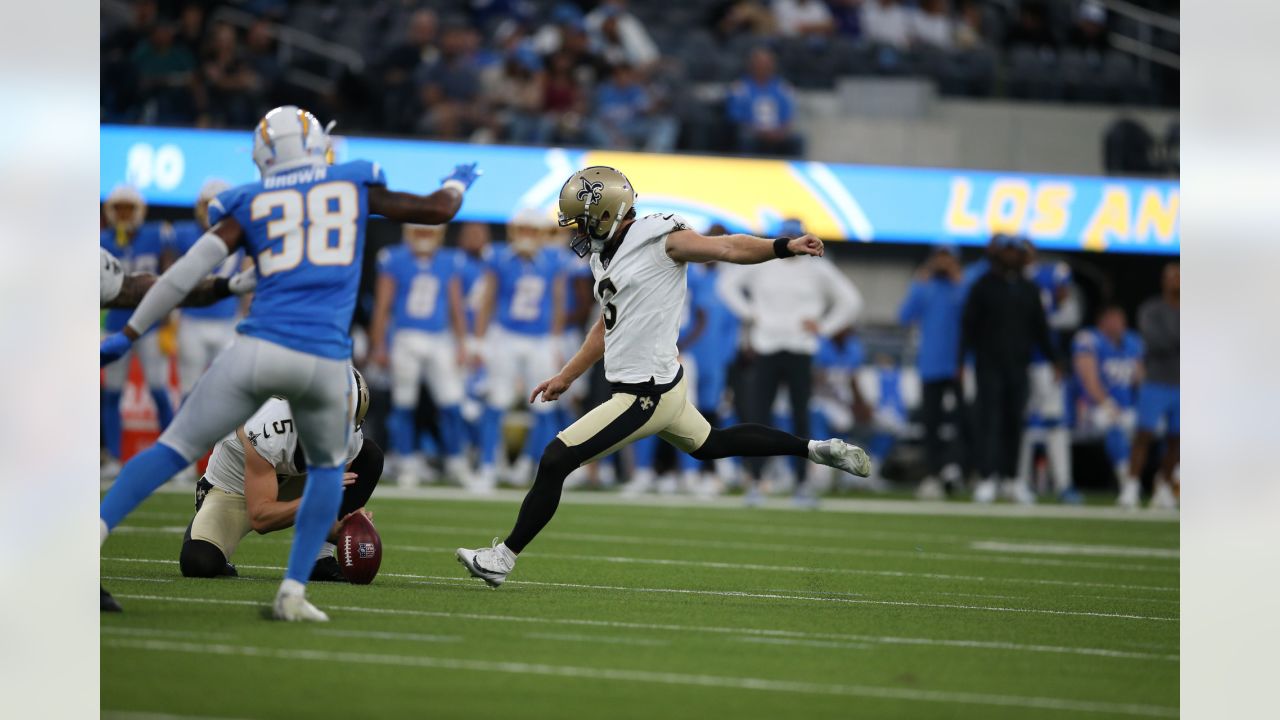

538,438,579,479
690,428,724,461
179,539,228,578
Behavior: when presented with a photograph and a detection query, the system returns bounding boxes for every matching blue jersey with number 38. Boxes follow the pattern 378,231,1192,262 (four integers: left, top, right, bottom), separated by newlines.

208,160,386,359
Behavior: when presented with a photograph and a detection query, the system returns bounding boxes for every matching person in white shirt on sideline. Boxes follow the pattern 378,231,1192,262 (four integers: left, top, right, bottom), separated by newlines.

718,218,863,506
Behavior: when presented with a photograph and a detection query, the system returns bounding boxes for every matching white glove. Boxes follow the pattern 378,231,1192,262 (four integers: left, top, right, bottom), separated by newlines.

228,268,257,295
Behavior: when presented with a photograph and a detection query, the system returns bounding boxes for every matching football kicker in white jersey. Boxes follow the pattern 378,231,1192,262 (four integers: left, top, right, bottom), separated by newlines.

456,165,873,589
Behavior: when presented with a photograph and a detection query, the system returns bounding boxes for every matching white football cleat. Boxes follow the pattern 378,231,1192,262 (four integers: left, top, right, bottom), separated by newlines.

456,538,516,588
972,478,998,504
809,439,871,478
273,590,329,622
1008,479,1037,506
1117,478,1141,510
620,468,655,497
915,476,945,500
1149,481,1178,510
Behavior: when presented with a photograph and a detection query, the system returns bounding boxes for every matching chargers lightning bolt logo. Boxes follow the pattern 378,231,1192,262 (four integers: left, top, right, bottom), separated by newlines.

577,177,604,204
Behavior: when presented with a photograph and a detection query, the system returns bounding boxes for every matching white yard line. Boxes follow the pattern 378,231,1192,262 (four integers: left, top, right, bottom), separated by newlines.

313,629,461,644
143,483,1180,522
408,575,1179,623
103,553,1179,600
116,520,1176,573
971,541,1180,559
111,593,1178,662
379,509,1181,550
739,636,872,651
524,632,669,647
101,706,250,720
381,526,1178,574
102,575,173,583
102,637,1178,718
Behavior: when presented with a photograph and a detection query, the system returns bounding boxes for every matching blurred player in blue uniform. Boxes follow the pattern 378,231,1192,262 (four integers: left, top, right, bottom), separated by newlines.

98,105,478,619
682,257,742,492
1020,241,1081,502
172,179,243,402
455,222,495,453
474,209,566,490
1072,306,1144,508
556,221,597,430
101,185,177,473
369,223,469,487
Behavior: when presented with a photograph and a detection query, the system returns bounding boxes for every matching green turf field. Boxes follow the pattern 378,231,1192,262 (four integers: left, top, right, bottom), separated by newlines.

101,490,1179,719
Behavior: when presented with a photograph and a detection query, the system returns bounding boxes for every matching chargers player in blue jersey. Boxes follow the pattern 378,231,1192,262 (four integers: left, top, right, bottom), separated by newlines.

473,209,566,490
556,219,597,429
368,223,470,487
1073,305,1146,509
1019,240,1081,502
172,179,244,401
101,185,179,474
454,222,496,450
98,106,479,619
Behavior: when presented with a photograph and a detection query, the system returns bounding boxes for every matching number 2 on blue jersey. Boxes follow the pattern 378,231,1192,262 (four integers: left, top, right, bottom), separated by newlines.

250,181,358,276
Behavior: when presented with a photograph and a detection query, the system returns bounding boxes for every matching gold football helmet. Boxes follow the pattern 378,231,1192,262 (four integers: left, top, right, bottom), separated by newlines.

557,166,636,257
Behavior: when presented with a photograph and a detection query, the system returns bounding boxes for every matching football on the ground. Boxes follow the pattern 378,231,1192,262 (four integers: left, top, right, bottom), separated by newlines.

338,512,382,585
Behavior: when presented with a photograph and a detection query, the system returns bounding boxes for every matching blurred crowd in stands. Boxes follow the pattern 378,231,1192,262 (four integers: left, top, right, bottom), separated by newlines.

102,0,1178,157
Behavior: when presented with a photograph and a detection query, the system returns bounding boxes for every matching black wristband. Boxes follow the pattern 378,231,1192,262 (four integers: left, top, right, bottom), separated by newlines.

773,237,795,259
212,277,232,299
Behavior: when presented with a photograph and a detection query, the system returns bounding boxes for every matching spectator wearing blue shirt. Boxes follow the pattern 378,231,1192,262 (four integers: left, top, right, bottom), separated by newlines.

586,63,678,151
417,24,485,139
899,245,966,499
726,48,804,157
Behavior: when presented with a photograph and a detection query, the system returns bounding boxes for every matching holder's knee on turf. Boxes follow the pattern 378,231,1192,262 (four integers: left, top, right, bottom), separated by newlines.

179,539,229,578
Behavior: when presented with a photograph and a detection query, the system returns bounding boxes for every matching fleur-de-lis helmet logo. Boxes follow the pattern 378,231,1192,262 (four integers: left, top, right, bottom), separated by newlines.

577,177,604,205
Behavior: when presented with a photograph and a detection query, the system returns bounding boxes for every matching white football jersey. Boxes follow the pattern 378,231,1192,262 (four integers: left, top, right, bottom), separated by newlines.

589,213,689,384
204,398,364,496
100,248,125,305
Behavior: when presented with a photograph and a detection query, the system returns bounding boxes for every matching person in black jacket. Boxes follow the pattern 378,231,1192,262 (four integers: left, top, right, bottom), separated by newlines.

961,234,1056,504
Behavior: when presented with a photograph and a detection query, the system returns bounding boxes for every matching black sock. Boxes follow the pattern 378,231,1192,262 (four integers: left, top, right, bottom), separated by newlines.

504,439,579,554
690,424,809,462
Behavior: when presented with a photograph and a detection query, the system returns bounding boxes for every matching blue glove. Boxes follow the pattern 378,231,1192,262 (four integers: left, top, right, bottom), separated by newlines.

441,162,482,191
100,332,134,367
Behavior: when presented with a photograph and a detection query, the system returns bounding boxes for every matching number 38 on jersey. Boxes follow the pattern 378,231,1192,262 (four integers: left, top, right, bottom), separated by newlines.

250,181,359,276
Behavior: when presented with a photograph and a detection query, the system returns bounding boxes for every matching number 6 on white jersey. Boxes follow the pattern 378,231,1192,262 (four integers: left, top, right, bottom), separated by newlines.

251,181,359,276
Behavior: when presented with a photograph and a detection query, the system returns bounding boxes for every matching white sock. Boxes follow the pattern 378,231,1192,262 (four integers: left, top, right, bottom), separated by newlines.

278,578,306,598
315,542,336,562
1047,427,1072,493
100,518,109,547
497,542,517,563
